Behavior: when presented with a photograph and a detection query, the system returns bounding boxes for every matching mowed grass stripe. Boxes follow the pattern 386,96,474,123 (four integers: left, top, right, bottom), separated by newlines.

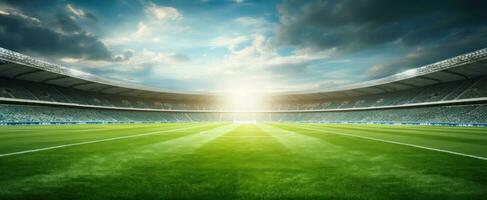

0,123,486,199
307,123,487,157
0,124,228,189
372,125,487,137
0,123,222,157
0,124,167,138
143,124,299,199
0,123,195,138
0,124,161,135
0,124,238,197
267,124,487,198
0,123,196,153
288,124,487,161
322,124,487,143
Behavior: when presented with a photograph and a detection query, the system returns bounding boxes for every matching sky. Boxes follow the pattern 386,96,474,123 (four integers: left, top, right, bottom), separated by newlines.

0,0,486,93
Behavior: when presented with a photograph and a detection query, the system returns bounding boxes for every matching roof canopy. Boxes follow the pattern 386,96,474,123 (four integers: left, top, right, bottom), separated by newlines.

1,47,486,102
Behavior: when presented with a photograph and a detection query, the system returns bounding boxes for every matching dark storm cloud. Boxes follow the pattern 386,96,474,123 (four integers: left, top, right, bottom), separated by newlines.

276,0,487,76
0,1,125,62
277,0,487,52
56,12,83,33
367,28,487,77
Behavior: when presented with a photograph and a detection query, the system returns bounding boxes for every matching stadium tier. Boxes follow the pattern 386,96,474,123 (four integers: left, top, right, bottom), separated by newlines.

1,104,486,125
1,47,487,125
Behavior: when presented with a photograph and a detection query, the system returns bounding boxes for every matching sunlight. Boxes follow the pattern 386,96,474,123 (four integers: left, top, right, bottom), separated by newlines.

225,86,262,112
229,88,258,112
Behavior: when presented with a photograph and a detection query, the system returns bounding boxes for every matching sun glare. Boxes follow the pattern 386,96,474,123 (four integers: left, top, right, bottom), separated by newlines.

226,87,261,112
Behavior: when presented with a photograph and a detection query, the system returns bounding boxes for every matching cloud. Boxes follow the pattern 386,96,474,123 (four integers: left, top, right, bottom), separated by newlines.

102,22,153,46
366,28,487,78
5,0,485,92
0,10,9,15
56,12,83,33
145,2,181,21
276,0,487,53
194,34,340,91
133,22,151,38
66,4,84,16
0,5,126,62
150,51,191,63
103,2,186,46
66,4,97,21
128,33,321,91
234,17,266,27
234,16,273,34
209,35,249,51
112,49,135,62
65,47,192,87
275,0,487,80
0,7,40,23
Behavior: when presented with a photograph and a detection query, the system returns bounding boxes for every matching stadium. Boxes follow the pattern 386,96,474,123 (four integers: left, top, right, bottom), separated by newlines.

1,47,487,125
1,0,487,200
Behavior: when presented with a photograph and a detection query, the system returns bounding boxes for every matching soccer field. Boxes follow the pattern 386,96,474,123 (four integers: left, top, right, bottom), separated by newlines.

0,123,486,200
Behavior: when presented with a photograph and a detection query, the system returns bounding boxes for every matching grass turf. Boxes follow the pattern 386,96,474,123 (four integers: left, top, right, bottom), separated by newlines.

0,123,486,199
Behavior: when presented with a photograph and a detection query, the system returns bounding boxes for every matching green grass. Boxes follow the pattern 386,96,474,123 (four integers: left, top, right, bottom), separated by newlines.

0,123,486,200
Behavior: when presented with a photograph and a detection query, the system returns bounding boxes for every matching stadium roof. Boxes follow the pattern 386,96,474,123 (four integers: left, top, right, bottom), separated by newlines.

274,47,487,101
0,47,217,102
0,47,486,102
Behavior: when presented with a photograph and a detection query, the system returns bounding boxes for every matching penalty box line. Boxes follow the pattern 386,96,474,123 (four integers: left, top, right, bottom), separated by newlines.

295,124,487,161
0,124,215,158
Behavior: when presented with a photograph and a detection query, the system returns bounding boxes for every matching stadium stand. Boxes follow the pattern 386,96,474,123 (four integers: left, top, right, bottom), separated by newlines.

0,47,487,125
264,104,487,125
269,76,487,110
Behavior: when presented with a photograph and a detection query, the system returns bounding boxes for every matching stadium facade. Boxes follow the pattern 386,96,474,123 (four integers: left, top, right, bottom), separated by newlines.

1,47,487,126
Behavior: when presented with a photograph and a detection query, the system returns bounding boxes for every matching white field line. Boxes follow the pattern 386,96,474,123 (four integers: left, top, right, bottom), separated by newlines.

294,124,487,161
0,124,214,158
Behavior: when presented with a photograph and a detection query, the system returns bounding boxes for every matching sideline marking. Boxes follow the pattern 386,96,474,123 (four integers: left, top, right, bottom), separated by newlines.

0,124,215,157
293,124,487,161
